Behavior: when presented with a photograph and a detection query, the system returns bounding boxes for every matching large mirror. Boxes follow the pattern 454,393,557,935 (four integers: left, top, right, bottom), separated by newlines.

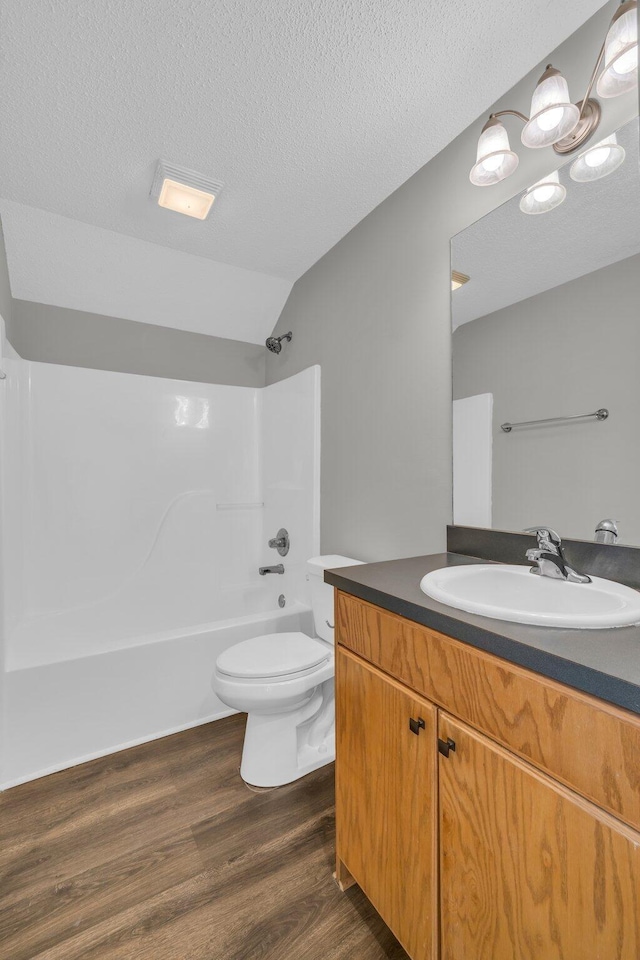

452,114,640,546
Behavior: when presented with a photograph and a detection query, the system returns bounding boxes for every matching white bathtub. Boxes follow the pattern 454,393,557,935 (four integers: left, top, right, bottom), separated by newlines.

3,597,313,789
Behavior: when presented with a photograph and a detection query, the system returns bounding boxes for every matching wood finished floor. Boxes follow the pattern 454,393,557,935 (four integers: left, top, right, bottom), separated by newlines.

0,714,408,960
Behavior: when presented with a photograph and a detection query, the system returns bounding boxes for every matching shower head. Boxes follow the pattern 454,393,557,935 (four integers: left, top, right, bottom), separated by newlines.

265,332,292,354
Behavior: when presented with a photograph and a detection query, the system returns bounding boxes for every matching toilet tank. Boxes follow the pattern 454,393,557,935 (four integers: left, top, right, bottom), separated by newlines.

307,555,364,644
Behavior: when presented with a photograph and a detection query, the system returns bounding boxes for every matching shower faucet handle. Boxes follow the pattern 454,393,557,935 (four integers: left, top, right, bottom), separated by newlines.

268,528,290,557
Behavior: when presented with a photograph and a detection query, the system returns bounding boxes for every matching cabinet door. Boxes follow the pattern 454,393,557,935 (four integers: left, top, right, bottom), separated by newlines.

336,646,438,960
438,712,640,960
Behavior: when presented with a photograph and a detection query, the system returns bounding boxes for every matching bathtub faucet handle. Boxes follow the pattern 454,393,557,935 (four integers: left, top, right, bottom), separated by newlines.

268,528,290,557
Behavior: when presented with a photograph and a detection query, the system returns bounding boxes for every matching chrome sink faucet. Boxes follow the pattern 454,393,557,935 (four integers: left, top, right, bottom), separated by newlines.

524,527,591,584
595,519,619,545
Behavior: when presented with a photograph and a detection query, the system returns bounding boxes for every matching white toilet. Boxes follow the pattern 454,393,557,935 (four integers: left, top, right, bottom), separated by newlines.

212,555,363,787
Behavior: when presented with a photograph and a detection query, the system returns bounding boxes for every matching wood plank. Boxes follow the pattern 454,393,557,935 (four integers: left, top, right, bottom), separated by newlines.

0,830,204,960
0,715,244,853
0,720,253,901
24,842,404,960
0,714,406,960
438,712,640,960
191,760,335,871
335,647,438,960
337,590,640,831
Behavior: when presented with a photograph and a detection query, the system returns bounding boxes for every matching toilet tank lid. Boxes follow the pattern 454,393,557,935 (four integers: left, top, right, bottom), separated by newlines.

307,555,364,575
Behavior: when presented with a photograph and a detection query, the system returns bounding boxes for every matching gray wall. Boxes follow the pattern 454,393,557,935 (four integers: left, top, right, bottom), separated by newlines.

0,218,12,335
265,3,636,561
453,253,640,544
0,216,9,780
7,300,266,387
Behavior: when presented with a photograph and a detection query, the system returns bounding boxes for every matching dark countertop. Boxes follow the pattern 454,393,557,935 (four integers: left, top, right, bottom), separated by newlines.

325,552,640,716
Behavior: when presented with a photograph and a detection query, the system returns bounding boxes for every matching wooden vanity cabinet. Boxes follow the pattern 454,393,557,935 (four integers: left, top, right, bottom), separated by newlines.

335,590,640,960
438,712,640,960
335,647,438,960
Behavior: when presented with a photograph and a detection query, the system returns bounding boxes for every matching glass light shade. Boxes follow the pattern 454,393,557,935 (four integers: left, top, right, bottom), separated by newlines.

521,68,580,148
469,120,519,186
519,170,566,215
597,4,638,98
570,133,626,181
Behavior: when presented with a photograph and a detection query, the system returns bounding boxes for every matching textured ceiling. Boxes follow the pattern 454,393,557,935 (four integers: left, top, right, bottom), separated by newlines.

0,0,606,286
452,116,640,329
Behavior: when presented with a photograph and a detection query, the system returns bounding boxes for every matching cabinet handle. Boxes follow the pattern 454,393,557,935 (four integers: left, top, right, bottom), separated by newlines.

438,737,456,758
409,717,426,735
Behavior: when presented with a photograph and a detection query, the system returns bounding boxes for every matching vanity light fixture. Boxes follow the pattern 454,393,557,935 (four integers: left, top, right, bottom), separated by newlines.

520,66,580,149
597,0,638,97
469,0,637,186
570,132,626,181
469,118,519,186
519,171,566,215
451,271,470,291
150,160,224,220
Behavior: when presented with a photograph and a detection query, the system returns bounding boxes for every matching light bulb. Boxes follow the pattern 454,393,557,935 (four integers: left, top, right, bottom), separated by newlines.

519,170,566,214
615,46,637,74
481,154,503,172
532,184,555,202
570,133,626,182
585,145,612,167
537,107,564,133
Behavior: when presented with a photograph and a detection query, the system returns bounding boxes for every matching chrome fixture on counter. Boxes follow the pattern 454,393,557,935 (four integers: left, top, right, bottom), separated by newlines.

595,518,619,544
470,1,637,185
524,527,591,583
501,407,609,433
268,528,290,556
259,564,285,575
265,332,292,354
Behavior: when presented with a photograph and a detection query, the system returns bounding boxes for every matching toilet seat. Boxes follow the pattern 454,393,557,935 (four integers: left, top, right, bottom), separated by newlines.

216,632,330,682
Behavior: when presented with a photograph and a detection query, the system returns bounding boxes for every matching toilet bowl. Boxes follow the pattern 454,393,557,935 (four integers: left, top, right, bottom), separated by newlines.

212,555,363,787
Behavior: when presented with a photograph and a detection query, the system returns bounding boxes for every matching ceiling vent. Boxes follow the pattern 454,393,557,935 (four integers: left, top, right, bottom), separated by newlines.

150,160,224,220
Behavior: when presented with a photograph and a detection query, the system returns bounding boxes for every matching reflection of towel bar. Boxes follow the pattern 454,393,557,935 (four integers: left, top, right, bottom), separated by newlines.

216,502,264,510
501,408,608,433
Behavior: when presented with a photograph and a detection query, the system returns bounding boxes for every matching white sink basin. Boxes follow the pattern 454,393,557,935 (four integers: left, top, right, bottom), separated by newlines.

420,564,640,629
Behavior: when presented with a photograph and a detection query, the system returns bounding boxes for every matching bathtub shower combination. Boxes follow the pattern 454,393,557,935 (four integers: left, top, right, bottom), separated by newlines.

0,356,320,787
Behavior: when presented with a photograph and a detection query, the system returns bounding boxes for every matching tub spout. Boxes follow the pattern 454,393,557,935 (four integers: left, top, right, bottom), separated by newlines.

259,564,285,575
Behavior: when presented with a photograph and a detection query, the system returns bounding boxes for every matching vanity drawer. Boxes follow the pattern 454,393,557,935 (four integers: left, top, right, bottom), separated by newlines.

336,590,640,832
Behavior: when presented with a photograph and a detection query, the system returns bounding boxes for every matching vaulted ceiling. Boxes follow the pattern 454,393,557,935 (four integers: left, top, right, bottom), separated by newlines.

0,0,606,342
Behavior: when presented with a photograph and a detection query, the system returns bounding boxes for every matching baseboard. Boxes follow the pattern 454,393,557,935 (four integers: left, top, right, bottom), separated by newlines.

0,708,238,791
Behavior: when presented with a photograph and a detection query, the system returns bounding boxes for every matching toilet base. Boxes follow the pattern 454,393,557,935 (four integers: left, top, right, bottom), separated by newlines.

240,679,335,788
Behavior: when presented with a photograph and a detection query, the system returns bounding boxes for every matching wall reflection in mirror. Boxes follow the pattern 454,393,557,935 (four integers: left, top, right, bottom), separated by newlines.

451,114,640,546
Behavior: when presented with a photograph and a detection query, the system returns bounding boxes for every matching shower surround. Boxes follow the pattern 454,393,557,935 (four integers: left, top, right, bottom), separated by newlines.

0,358,320,787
